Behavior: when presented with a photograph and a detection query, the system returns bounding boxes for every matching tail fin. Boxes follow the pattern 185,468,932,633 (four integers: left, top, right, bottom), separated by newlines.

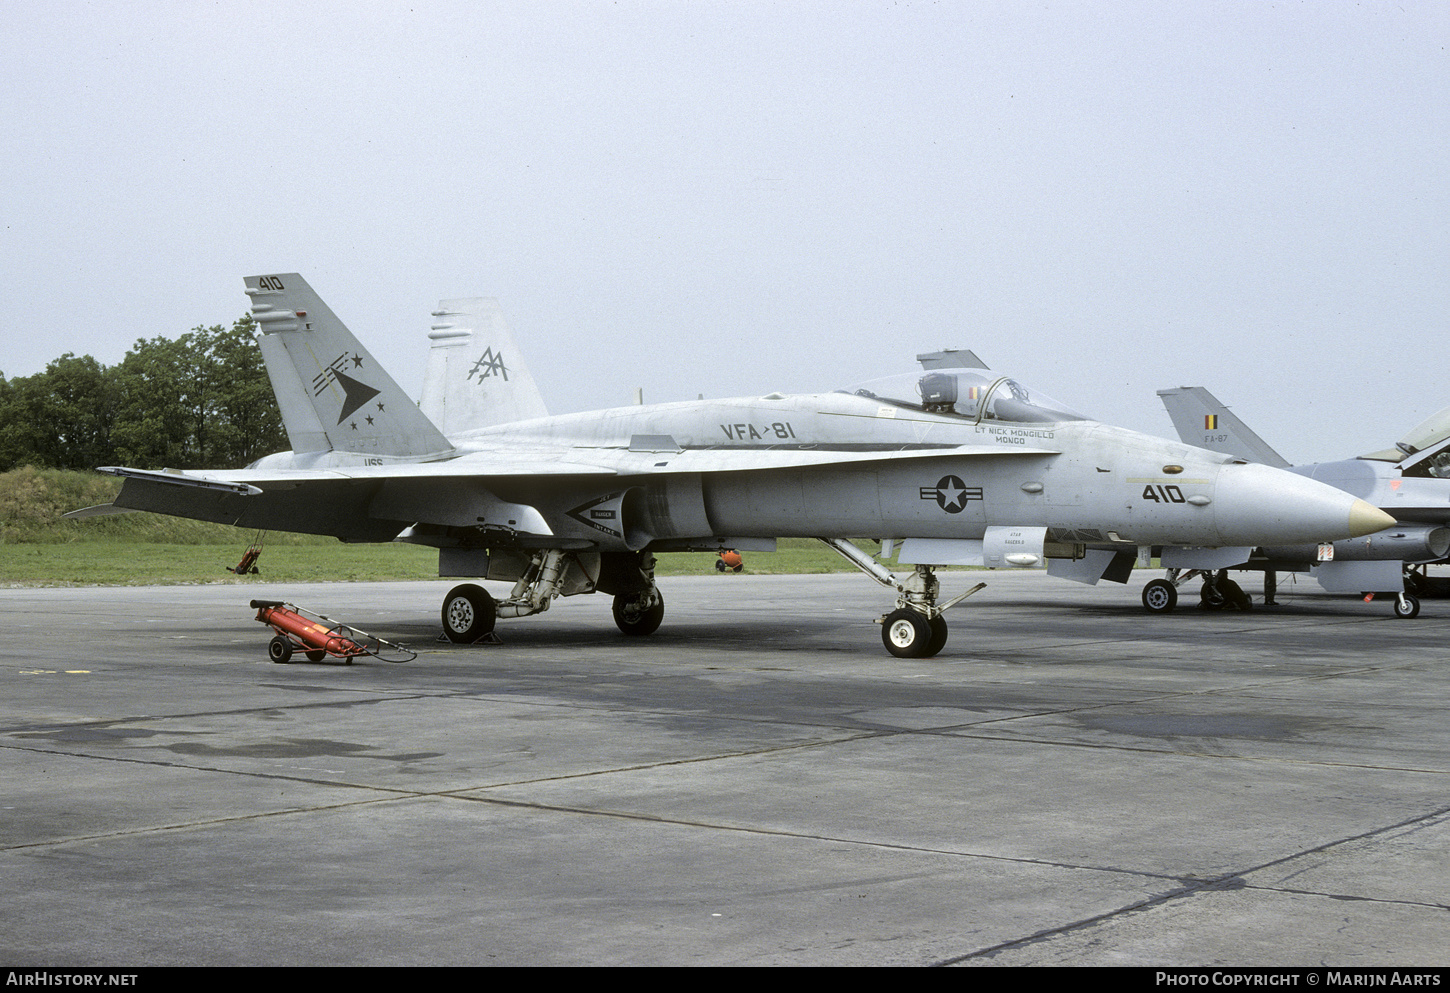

245,274,453,459
1156,386,1290,467
418,298,549,435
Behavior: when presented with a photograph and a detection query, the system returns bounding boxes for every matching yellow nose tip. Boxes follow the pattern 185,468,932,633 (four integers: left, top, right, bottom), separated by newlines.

1348,499,1395,538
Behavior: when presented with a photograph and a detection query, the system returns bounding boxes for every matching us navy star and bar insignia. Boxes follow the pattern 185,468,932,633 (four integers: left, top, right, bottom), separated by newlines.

921,475,984,514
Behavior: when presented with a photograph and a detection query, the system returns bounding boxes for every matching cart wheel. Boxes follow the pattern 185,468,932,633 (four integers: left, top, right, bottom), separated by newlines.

305,649,326,662
268,635,293,664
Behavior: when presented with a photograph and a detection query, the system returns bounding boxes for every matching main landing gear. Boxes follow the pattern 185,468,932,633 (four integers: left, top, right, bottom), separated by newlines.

820,538,985,659
442,583,498,643
1141,569,1423,618
1141,569,1251,613
440,549,665,643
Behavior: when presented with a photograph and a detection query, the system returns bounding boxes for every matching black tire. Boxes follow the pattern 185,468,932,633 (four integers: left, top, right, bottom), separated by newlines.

1394,595,1421,619
925,614,949,657
882,609,933,658
1198,581,1226,610
1221,577,1251,610
613,591,664,635
442,584,497,643
305,649,326,662
1142,579,1177,613
268,635,293,664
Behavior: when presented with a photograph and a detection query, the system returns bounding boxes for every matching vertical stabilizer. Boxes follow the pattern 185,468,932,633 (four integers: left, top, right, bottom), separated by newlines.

419,298,549,435
245,274,453,459
1156,386,1290,468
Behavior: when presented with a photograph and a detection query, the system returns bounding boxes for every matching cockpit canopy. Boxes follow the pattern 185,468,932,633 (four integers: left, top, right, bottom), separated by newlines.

842,370,1088,424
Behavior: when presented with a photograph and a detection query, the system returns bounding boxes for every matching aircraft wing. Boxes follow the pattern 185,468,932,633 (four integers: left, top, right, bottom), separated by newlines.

96,442,1058,491
94,459,616,490
571,443,1058,474
80,443,1060,542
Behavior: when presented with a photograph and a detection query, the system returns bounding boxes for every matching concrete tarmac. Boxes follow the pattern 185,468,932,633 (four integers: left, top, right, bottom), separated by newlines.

2,571,1448,967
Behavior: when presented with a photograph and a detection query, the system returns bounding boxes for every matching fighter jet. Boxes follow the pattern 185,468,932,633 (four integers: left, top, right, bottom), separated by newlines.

1157,386,1450,617
70,274,1393,657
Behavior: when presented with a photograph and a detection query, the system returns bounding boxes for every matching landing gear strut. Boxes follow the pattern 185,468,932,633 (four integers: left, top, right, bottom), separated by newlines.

821,538,985,659
440,549,573,644
1393,593,1422,619
440,549,666,643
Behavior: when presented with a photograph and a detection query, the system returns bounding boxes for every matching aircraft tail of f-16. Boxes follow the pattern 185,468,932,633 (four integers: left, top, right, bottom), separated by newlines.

1157,385,1450,616
1155,386,1291,468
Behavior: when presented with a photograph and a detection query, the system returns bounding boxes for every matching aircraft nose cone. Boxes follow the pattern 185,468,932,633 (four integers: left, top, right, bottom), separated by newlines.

1348,498,1396,538
1210,464,1396,545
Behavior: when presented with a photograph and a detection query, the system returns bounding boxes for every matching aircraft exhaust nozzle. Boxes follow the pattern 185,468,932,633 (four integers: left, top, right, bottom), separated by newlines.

1210,464,1395,546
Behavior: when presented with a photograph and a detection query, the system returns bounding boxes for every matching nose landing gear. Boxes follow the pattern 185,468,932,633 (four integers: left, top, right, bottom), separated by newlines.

820,538,985,658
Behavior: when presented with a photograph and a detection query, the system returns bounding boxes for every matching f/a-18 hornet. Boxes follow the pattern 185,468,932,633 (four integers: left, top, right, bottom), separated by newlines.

73,274,1393,657
1157,385,1450,617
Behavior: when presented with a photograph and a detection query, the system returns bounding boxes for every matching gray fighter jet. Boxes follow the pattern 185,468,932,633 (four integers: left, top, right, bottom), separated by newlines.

1157,386,1450,616
70,274,1393,657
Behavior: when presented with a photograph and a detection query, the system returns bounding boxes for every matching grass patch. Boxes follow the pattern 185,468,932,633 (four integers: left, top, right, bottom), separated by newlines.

1,468,872,586
1,540,438,586
0,538,859,587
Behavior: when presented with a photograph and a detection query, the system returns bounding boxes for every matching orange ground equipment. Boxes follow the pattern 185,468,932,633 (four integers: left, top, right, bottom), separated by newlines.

715,549,744,573
250,600,415,664
228,531,265,575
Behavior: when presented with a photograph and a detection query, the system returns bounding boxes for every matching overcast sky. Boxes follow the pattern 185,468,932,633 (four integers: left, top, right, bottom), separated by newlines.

4,0,1447,464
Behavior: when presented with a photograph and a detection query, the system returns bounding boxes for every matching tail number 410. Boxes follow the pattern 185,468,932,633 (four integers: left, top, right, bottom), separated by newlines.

1142,484,1187,504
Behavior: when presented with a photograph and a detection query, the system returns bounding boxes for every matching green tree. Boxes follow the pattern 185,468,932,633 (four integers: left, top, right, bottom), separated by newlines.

111,316,285,469
110,333,194,468
201,315,286,466
0,355,117,470
1,316,285,473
